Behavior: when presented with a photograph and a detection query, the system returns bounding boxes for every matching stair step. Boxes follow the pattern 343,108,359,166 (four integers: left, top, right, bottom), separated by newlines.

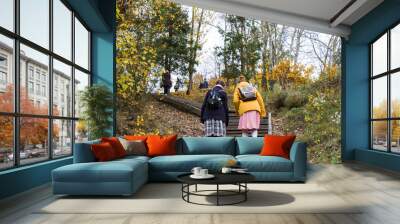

228,120,269,125
227,124,269,129
227,129,269,133
226,133,268,137
226,130,268,132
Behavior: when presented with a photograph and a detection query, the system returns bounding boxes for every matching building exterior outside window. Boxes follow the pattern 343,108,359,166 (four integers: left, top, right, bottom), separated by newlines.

0,0,91,170
28,81,34,94
0,54,8,91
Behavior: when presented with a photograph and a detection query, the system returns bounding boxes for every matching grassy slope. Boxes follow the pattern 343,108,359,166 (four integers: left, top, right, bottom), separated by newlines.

117,95,204,137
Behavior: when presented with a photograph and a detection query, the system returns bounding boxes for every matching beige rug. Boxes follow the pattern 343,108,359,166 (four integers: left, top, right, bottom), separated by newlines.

38,183,361,214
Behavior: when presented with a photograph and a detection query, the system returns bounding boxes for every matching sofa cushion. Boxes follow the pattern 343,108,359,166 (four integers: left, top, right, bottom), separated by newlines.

53,159,147,183
73,140,100,163
147,135,177,157
149,154,235,172
235,137,263,155
260,135,296,159
118,155,150,162
101,137,127,158
124,135,148,141
119,138,147,156
179,137,235,155
91,142,118,161
236,155,293,172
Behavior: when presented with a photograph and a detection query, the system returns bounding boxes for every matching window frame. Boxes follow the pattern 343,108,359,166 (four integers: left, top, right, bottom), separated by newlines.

0,0,92,171
370,22,400,154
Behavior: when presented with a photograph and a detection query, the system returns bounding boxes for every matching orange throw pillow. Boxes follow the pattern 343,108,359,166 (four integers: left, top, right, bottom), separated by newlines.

101,137,127,158
260,135,296,159
124,135,148,141
91,142,117,162
124,135,150,150
146,135,177,157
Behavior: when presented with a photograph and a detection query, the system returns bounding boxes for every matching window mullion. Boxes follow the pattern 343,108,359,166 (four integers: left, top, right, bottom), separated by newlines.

0,0,85,170
13,0,21,167
71,10,76,154
48,0,54,160
388,30,391,153
370,45,373,149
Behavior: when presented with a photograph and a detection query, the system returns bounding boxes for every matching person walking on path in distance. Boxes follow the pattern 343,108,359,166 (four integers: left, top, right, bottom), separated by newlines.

233,75,266,137
200,80,229,137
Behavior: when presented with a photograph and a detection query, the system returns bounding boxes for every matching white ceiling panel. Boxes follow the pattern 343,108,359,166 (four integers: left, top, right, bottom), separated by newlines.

226,0,351,21
172,0,384,37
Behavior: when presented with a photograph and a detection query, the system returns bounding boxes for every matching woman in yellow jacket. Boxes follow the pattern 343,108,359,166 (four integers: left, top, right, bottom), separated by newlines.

233,76,266,137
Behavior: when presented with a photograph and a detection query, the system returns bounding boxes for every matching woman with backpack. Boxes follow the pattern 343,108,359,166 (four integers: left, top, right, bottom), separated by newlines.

233,75,266,137
200,80,229,137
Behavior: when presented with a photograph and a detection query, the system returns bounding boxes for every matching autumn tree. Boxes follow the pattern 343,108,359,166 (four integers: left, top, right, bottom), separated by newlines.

216,15,261,82
116,0,192,133
259,22,305,90
116,0,158,113
308,33,341,73
153,1,190,91
266,59,313,89
0,85,58,150
116,0,190,106
186,7,215,94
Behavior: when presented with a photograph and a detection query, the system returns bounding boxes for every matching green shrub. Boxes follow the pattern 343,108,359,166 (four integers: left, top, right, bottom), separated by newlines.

266,84,287,112
283,89,308,109
268,78,341,164
282,107,305,133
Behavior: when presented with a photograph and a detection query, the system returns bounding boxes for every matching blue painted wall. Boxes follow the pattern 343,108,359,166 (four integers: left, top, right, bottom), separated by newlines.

66,0,110,32
0,158,72,199
343,0,400,171
91,0,116,135
0,0,116,200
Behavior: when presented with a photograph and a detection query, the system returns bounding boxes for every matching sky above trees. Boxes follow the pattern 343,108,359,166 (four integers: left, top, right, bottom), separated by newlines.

183,6,338,80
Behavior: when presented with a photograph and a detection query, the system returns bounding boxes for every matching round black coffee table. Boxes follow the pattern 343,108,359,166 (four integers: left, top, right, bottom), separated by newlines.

177,173,255,206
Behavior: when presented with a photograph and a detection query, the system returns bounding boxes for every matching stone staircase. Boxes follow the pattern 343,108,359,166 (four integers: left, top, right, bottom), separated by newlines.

155,94,271,137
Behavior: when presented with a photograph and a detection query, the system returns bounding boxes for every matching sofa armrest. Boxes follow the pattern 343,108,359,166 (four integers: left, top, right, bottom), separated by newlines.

73,140,100,163
289,141,307,182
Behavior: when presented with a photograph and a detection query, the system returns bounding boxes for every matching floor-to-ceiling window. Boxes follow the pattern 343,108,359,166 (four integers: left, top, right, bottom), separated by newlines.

371,22,400,153
0,0,91,170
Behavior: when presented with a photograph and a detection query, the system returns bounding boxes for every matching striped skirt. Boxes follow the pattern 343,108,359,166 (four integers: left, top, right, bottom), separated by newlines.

204,119,226,137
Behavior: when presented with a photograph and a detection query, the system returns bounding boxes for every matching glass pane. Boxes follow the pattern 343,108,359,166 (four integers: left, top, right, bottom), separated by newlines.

0,35,14,112
74,18,89,70
75,120,88,143
372,121,388,151
391,120,400,153
53,59,72,117
391,72,400,118
53,119,72,157
74,69,89,118
372,76,387,119
20,0,49,49
372,33,387,76
391,24,400,70
0,0,14,31
20,117,49,165
0,116,13,170
20,44,49,115
53,0,72,60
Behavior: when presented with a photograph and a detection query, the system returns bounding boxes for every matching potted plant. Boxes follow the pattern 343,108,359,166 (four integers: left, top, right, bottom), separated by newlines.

80,84,113,140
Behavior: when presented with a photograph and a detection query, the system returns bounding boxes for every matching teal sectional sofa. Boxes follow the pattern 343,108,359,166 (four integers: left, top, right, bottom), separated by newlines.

52,137,307,196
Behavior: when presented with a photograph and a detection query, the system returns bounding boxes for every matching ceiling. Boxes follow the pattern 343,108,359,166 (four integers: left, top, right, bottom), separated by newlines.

172,0,384,37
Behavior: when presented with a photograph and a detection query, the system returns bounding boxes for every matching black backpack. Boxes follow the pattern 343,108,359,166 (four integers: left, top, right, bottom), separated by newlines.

206,89,223,110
